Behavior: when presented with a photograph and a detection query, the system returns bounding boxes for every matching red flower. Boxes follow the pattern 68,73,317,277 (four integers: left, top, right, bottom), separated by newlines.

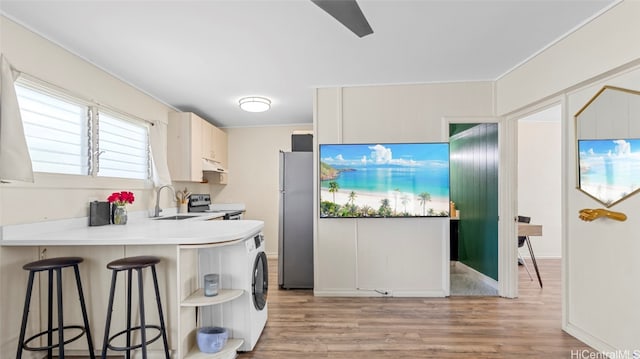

107,191,135,206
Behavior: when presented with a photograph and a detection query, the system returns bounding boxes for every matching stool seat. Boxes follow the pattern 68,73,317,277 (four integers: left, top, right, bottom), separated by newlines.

23,256,83,271
107,256,160,271
17,256,94,359
102,255,169,358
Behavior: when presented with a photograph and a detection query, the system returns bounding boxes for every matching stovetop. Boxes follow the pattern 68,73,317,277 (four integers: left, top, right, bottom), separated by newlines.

188,194,245,214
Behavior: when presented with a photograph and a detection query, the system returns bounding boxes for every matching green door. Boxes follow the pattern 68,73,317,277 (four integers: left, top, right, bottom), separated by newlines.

449,123,499,280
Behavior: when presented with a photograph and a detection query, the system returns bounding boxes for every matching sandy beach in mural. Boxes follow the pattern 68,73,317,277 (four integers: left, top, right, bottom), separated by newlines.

320,188,449,216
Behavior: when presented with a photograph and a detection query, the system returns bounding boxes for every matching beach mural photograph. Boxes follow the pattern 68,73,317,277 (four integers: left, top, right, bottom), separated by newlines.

320,143,450,218
578,138,640,206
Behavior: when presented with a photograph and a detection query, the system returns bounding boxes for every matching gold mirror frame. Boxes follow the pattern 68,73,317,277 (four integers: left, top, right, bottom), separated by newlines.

575,85,640,207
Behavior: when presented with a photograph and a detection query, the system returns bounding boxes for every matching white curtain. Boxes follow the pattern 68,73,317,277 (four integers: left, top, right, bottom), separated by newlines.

149,120,172,186
0,55,33,183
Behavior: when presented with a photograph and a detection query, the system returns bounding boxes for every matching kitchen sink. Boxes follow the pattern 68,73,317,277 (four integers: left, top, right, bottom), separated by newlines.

153,215,199,220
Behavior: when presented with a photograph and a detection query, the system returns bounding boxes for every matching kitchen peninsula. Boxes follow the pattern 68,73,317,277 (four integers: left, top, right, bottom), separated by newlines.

1,214,264,358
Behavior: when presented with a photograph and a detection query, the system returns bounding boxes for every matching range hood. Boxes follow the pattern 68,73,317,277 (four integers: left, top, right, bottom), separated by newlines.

202,158,228,173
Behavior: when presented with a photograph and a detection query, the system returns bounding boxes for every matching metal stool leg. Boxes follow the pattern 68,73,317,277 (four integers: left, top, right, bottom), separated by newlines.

16,271,36,359
138,268,148,359
73,264,96,359
525,236,543,288
47,269,54,358
56,267,65,358
126,269,133,359
151,265,170,358
102,270,118,359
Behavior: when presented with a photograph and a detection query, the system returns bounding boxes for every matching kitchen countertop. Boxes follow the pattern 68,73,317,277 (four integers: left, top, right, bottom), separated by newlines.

0,212,264,246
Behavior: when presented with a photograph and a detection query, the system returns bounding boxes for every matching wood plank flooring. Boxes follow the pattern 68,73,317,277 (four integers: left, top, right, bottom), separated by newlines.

238,258,592,358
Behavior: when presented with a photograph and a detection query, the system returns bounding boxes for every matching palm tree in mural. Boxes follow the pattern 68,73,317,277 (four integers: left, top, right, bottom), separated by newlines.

418,192,431,216
348,191,357,215
401,194,410,214
393,188,400,214
348,191,357,206
328,181,339,203
360,205,373,216
379,198,392,217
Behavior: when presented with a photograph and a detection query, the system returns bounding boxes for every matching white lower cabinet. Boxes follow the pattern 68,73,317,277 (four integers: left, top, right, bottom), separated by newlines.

178,241,244,358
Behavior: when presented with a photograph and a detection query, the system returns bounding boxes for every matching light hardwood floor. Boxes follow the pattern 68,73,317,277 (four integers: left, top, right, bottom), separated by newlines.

238,258,592,358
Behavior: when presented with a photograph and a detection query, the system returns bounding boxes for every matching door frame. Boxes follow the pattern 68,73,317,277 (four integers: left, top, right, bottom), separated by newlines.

502,95,566,299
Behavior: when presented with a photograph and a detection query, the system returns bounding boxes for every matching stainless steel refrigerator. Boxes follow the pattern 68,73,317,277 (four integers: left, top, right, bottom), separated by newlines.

278,151,313,289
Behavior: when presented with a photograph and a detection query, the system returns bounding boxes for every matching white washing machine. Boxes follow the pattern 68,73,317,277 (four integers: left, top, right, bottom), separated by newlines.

199,231,268,352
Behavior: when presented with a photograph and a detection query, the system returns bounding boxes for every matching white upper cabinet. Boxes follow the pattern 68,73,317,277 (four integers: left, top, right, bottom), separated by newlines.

168,112,228,183
201,120,228,169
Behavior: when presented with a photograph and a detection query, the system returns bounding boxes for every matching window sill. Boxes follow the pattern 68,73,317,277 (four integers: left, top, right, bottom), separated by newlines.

1,172,154,190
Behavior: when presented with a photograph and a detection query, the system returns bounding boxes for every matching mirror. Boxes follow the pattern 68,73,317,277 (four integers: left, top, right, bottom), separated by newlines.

575,85,640,207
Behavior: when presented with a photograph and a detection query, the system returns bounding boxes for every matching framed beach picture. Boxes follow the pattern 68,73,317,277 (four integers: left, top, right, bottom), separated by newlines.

578,138,640,206
319,143,450,218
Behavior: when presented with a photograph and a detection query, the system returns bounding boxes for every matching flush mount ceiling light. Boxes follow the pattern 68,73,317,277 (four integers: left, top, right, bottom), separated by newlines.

239,96,271,113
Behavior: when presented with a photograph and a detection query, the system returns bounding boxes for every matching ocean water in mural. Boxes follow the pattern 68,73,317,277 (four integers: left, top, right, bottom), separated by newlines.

320,143,449,217
578,138,640,205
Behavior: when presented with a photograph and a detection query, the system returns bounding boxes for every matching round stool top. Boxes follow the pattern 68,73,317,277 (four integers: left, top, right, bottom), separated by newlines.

107,255,161,270
23,257,84,271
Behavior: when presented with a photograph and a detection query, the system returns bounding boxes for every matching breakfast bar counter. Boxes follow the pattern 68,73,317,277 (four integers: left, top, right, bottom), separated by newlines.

0,215,265,358
0,213,263,246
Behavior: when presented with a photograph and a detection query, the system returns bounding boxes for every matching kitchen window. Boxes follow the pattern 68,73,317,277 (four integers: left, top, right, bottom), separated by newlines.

15,79,151,180
15,83,89,175
97,111,150,180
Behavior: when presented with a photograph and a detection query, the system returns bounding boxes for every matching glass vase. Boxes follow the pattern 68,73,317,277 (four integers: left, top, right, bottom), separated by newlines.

112,205,128,225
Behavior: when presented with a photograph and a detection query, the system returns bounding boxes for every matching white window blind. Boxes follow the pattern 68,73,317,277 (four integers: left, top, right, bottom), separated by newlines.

15,84,89,175
97,112,150,180
15,79,151,180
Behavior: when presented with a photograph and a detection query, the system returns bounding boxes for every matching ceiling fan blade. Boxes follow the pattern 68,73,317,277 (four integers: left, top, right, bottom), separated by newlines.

311,0,373,38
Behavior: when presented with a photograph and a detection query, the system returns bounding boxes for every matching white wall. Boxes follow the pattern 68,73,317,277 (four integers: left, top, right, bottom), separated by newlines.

564,67,640,352
0,16,176,355
517,115,562,258
497,1,640,353
497,1,640,116
0,16,176,226
211,124,313,256
314,83,494,296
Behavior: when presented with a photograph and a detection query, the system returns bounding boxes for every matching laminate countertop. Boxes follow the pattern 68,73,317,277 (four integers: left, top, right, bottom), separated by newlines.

0,212,264,246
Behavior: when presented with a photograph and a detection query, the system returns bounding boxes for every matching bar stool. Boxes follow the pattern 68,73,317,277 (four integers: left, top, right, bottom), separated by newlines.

102,255,170,359
17,256,95,359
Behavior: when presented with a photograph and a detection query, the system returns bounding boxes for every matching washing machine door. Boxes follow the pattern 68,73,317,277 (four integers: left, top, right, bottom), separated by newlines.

252,251,268,310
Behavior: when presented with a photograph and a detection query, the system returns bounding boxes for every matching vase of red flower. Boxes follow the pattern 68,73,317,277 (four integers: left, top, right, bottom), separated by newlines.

112,205,127,225
107,191,135,225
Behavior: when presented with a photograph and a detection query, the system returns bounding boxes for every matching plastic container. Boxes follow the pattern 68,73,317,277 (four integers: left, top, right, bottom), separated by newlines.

203,273,219,297
196,326,228,353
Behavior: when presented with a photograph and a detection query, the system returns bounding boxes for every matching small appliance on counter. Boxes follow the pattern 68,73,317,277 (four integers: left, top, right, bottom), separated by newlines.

188,194,245,220
89,201,111,226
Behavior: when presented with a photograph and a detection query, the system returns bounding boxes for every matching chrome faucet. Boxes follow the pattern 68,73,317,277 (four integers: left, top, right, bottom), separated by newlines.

154,185,175,217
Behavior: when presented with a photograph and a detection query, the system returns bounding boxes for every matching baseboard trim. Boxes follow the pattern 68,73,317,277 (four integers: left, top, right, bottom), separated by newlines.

564,322,619,355
313,289,446,297
519,254,562,259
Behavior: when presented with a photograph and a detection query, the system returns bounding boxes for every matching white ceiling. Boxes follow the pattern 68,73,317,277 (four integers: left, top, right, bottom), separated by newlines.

0,0,617,128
